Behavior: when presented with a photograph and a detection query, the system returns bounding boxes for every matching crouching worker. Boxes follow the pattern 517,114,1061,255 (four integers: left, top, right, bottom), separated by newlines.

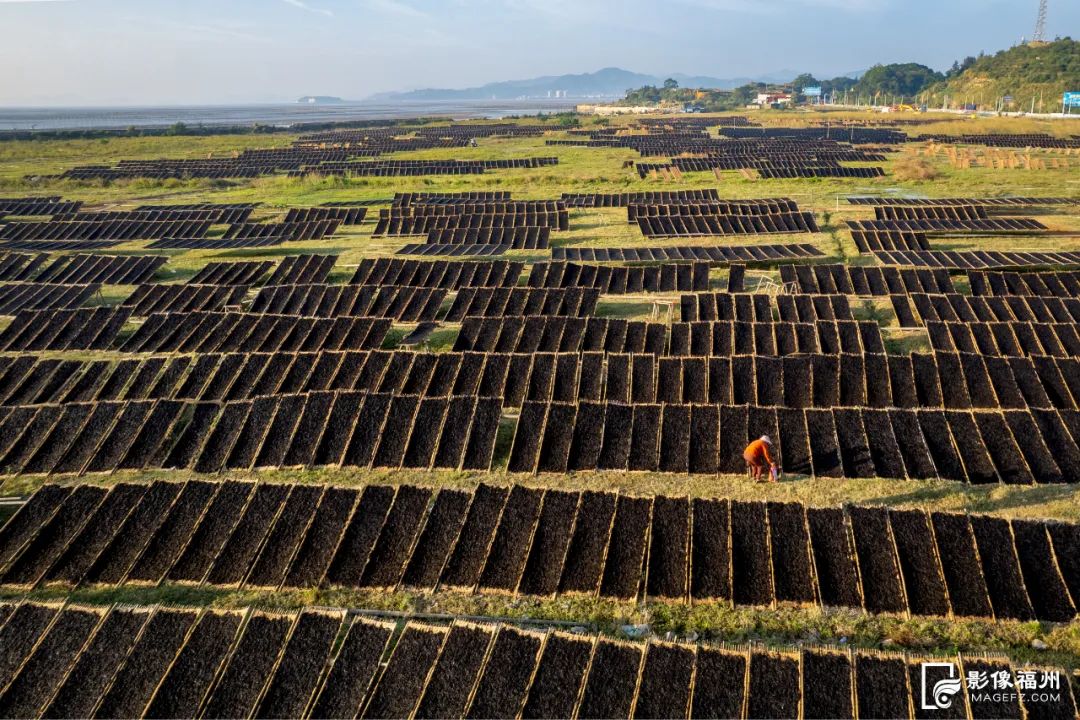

743,435,780,483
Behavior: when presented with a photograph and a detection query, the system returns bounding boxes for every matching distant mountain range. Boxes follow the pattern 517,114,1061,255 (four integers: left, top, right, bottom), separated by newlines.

363,67,852,102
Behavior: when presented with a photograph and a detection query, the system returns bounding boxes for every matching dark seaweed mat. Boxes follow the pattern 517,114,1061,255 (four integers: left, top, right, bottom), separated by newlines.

167,481,253,583
0,481,69,565
433,397,476,469
911,354,943,406
689,405,719,474
730,501,773,606
887,354,918,408
974,412,1033,485
839,354,866,406
889,409,937,479
401,489,472,589
508,402,548,473
461,398,501,471
402,397,450,468
143,611,241,719
0,607,102,719
521,634,592,719
767,501,815,603
20,405,93,479
776,407,811,476
440,485,509,588
86,481,183,584
206,483,290,585
888,509,950,617
633,642,694,720
537,403,578,474
201,614,292,719
805,409,842,477
1020,670,1078,720
576,640,642,720
811,355,839,407
1004,410,1062,484
849,506,907,613
559,491,616,594
746,653,800,720
970,514,1034,620
45,484,145,584
2,485,106,586
372,394,421,468
936,354,972,408
597,403,633,470
415,624,493,719
658,404,691,473
960,353,998,407
755,356,783,406
833,408,874,478
254,395,306,468
628,404,661,471
806,507,861,609
284,487,360,588
93,608,197,718
568,402,605,471
945,411,998,483
360,485,432,588
308,618,392,720
690,648,746,720
466,627,542,719
311,392,365,466
863,408,907,479
248,485,326,588
0,603,60,692
599,495,651,600
717,405,747,475
479,486,544,591
518,490,580,596
325,485,395,586
691,498,730,600
161,402,222,470
917,410,966,482
256,611,342,719
1012,519,1076,622
342,393,392,468
802,651,853,719
41,609,149,719
1048,522,1080,608
52,401,124,474
125,480,218,583
282,392,336,467
782,357,811,407
855,655,911,720
648,495,690,600
931,512,993,618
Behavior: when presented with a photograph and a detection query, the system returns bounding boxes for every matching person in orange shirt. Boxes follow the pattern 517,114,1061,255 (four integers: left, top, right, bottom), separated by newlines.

743,435,779,483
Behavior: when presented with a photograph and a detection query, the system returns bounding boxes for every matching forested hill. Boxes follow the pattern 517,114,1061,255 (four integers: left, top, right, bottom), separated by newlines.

925,38,1079,107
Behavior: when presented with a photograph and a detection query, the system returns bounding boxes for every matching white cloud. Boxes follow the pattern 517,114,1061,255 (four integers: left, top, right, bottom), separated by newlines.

280,0,333,16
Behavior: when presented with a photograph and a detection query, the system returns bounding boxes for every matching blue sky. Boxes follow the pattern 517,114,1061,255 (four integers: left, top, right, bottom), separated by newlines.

1,0,1075,105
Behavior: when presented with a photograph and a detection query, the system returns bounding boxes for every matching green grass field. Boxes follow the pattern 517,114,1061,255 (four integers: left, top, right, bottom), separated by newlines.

2,108,1080,669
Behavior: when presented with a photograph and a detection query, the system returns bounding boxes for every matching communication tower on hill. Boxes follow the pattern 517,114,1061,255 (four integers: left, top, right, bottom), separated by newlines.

1032,0,1048,43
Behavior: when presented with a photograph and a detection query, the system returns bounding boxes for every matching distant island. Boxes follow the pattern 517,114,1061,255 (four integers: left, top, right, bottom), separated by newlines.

364,67,824,102
297,96,345,104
